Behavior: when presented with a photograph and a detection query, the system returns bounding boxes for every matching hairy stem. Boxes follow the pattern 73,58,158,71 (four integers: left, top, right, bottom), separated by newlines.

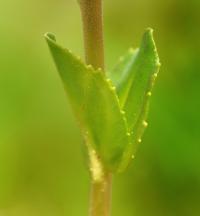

79,0,105,69
89,173,112,216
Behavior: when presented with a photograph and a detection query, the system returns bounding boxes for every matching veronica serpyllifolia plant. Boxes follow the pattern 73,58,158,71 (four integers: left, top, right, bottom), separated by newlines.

45,0,160,215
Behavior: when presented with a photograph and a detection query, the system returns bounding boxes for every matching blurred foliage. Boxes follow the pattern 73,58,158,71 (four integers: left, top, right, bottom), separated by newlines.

0,0,200,215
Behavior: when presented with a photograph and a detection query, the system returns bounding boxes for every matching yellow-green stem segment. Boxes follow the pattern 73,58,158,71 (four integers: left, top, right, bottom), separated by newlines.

78,0,112,215
79,0,105,69
89,173,112,216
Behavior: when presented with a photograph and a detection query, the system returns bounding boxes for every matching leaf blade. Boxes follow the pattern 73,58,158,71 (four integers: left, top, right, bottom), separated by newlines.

45,33,131,172
109,28,160,152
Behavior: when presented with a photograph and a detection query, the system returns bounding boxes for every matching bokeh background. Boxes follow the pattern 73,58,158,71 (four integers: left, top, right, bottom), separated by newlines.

0,0,200,215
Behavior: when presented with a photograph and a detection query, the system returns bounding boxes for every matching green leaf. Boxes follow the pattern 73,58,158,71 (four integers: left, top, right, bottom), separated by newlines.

109,28,160,154
44,28,160,174
45,33,132,172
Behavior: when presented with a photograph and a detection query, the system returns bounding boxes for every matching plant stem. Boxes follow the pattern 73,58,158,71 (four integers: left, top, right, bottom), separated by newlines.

78,1,111,215
89,173,112,216
79,0,105,69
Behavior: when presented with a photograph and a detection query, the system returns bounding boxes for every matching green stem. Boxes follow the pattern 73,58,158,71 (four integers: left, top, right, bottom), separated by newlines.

78,1,111,215
79,0,105,69
89,173,112,216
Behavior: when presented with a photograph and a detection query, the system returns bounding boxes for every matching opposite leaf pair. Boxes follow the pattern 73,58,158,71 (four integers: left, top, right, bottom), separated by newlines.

45,28,160,174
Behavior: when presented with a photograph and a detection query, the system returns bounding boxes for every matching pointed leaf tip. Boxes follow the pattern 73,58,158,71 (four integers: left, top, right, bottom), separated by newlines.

44,32,56,42
141,28,160,66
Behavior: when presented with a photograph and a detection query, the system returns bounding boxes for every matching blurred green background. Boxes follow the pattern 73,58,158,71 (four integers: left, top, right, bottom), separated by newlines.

0,0,200,215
